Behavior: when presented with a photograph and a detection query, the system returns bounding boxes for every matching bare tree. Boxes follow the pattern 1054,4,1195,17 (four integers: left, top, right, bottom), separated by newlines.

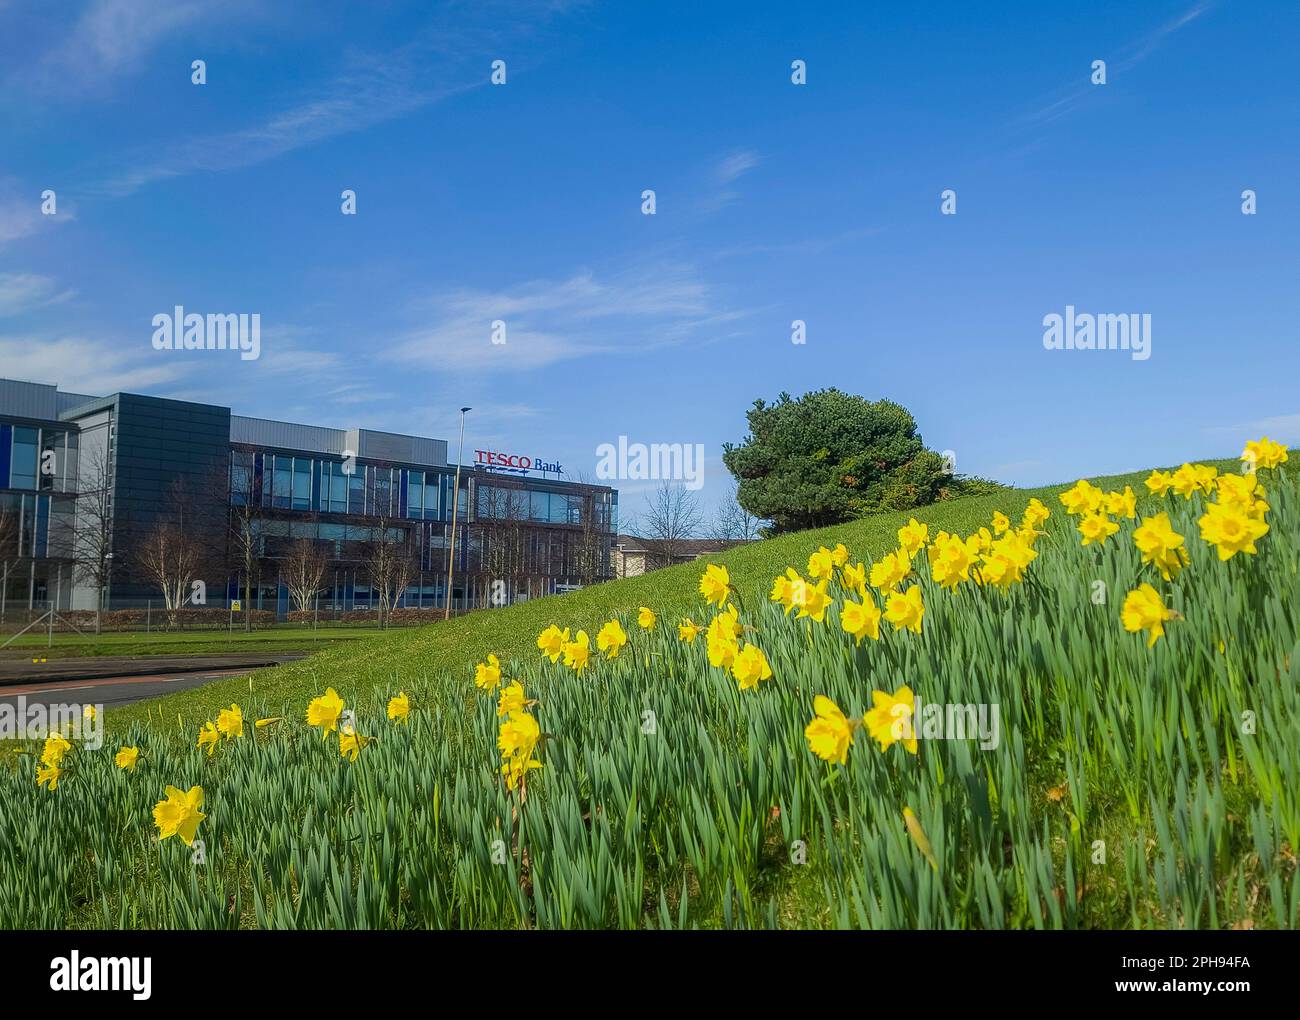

226,445,263,631
282,537,329,615
710,480,764,542
363,516,413,628
479,482,530,605
72,447,114,633
133,479,208,629
636,480,704,568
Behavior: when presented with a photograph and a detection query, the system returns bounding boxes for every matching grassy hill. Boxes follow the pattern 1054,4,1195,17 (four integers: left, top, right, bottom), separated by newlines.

7,453,1295,930
111,462,1225,730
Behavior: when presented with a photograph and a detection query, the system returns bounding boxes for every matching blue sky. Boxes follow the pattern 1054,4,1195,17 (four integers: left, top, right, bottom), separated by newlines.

2,0,1298,521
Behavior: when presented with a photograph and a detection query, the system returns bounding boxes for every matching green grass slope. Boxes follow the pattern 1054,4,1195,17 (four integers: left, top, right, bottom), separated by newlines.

112,460,1239,731
7,453,1295,929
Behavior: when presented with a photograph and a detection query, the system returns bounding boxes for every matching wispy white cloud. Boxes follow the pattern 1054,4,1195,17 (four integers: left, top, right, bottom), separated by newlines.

695,149,762,214
96,63,475,197
16,0,249,97
387,262,746,374
1012,1,1215,133
0,273,75,316
85,3,580,196
1205,413,1300,447
716,150,759,185
0,334,181,393
0,177,74,248
712,225,884,260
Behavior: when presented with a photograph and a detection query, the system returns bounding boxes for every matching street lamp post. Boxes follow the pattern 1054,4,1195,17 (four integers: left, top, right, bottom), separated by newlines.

445,406,472,620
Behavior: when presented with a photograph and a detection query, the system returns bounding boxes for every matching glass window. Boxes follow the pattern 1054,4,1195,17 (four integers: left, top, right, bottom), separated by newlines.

273,456,291,509
348,471,365,514
11,427,38,490
293,457,312,510
331,462,347,513
408,470,424,518
425,477,440,519
38,431,58,491
529,490,548,521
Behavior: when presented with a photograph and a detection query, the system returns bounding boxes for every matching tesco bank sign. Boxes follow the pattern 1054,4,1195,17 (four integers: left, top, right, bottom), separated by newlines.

475,449,563,476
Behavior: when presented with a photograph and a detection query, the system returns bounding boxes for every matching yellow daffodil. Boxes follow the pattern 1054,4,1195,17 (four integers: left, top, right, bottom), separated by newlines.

1077,511,1119,546
501,753,543,791
537,624,569,663
730,643,773,690
991,511,1010,535
387,691,410,724
698,563,731,607
562,630,591,673
1059,479,1104,515
839,560,867,597
929,534,973,590
596,619,629,659
678,618,701,643
807,546,835,580
1144,469,1173,497
978,530,1036,591
1133,512,1189,581
36,762,63,791
1242,436,1288,471
1198,501,1269,560
115,746,140,771
1215,472,1265,511
306,687,345,736
1105,486,1137,519
498,712,540,759
339,725,370,761
869,547,912,592
1171,462,1217,499
805,695,855,765
216,704,243,740
1121,584,1175,647
637,606,656,630
830,542,850,567
898,518,929,554
196,721,220,756
884,586,924,634
498,712,543,789
40,733,71,768
497,681,526,718
474,653,503,692
792,578,831,623
863,686,918,753
770,568,802,614
153,785,205,845
840,596,881,644
1021,498,1051,528
706,606,742,668
707,632,738,669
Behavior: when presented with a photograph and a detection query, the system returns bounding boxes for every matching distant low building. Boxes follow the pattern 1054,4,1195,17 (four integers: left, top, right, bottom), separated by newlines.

0,377,618,616
611,534,751,579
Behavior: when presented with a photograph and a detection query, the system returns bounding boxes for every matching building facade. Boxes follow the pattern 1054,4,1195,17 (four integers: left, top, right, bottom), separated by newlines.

0,378,617,618
610,534,750,578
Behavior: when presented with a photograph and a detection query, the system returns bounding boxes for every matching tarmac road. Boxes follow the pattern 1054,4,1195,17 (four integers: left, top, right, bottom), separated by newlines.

0,667,257,712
